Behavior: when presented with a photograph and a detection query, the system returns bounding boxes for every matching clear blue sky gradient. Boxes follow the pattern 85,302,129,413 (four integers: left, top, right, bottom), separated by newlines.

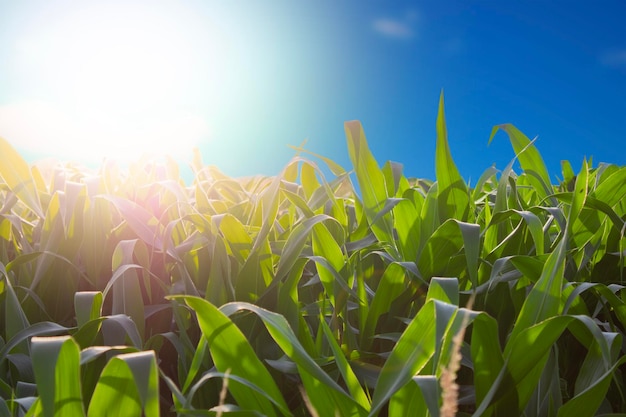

0,0,624,184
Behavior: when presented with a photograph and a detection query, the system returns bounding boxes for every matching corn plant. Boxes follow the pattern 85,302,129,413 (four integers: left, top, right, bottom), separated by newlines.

0,92,624,416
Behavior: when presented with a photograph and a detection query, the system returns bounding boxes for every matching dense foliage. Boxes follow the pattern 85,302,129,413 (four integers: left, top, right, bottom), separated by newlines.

0,94,625,416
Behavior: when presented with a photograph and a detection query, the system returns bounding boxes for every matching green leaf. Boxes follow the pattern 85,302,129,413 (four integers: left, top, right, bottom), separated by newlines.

0,322,70,364
489,124,552,201
217,301,359,408
567,159,589,234
488,209,545,255
0,136,43,217
88,351,159,417
110,243,146,339
101,195,164,251
388,376,440,417
174,296,289,416
100,314,143,349
74,292,103,328
345,120,398,258
557,356,626,417
426,277,459,305
319,313,370,410
184,371,292,415
417,219,480,286
508,236,567,345
435,91,470,222
361,263,406,350
394,191,422,262
275,214,337,281
0,266,30,343
369,300,439,416
471,313,514,415
31,336,84,417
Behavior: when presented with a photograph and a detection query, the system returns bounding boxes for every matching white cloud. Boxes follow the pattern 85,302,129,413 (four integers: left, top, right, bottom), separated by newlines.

600,49,626,69
373,18,414,39
0,100,209,163
372,9,419,40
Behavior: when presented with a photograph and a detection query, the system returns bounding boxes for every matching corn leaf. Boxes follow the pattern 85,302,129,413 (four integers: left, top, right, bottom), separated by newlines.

369,300,439,416
489,124,552,201
345,120,398,258
435,91,470,222
174,296,289,416
88,351,159,417
0,136,43,217
31,336,84,417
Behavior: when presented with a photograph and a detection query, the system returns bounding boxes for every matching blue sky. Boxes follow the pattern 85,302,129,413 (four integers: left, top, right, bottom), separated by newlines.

0,0,624,184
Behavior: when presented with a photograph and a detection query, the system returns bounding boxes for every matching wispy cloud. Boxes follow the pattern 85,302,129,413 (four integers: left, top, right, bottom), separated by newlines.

372,10,418,40
373,18,414,39
600,49,626,69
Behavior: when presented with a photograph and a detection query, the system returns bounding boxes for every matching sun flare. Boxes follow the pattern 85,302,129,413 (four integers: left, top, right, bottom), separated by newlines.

1,2,214,164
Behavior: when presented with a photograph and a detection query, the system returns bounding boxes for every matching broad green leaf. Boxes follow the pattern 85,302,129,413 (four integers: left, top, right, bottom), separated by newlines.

74,292,103,328
183,371,292,415
426,277,459,306
100,314,143,349
361,263,406,350
217,301,360,406
525,348,562,416
288,144,347,177
369,300,438,416
174,296,289,416
508,236,567,345
301,160,321,201
299,367,365,417
567,159,589,234
593,165,626,208
31,336,84,417
560,160,575,186
488,209,545,255
0,266,30,343
435,91,470,222
312,221,346,306
489,124,552,201
79,346,139,366
275,214,339,281
110,240,153,339
471,165,498,203
471,313,514,415
417,219,480,286
0,322,70,364
88,351,159,417
382,160,404,198
250,174,281,253
181,335,209,393
557,356,626,417
216,214,253,263
474,317,573,415
345,120,398,258
101,195,164,251
394,190,422,262
563,282,626,328
276,257,308,334
319,316,370,411
388,376,440,417
504,316,574,410
80,196,115,289
206,234,233,305
0,136,43,217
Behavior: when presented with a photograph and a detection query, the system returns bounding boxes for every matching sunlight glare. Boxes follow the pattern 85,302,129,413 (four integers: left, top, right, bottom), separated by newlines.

3,2,214,164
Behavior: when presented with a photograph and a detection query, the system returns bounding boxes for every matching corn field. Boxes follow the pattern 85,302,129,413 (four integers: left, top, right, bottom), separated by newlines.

0,93,625,416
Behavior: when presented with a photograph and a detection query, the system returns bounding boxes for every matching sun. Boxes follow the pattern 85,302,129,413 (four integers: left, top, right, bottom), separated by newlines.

2,1,216,164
